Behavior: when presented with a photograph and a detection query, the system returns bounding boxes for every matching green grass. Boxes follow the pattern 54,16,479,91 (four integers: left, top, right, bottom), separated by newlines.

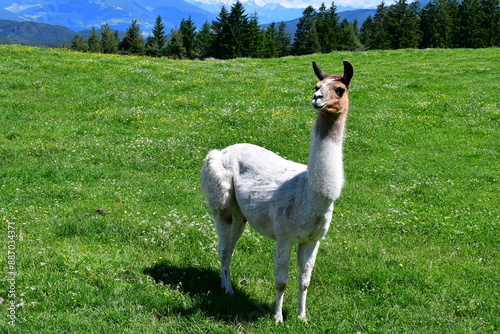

0,46,498,333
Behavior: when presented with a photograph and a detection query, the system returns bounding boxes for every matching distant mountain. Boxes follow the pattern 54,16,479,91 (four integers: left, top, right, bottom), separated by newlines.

0,0,377,46
339,9,377,24
0,0,215,33
186,0,360,24
262,9,377,37
0,19,75,43
186,0,304,23
0,7,23,21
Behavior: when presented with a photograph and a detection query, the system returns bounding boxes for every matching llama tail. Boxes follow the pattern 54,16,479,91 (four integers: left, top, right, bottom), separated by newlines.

201,149,234,210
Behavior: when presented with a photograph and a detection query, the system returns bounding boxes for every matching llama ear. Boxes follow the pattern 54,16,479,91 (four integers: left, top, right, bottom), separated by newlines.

341,60,354,88
312,61,328,80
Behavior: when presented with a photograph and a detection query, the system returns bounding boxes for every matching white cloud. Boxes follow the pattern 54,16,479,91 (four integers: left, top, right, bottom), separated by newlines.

5,3,42,13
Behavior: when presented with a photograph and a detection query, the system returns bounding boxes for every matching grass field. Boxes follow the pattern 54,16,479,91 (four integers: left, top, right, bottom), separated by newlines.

0,45,498,333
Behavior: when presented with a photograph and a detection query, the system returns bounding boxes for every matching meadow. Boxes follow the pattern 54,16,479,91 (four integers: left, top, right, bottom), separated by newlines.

0,45,498,333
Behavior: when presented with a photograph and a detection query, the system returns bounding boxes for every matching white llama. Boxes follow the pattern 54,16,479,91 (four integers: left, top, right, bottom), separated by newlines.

201,60,354,323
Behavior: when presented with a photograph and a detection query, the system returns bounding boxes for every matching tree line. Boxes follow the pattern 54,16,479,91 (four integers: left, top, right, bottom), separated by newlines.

361,0,499,49
70,0,499,59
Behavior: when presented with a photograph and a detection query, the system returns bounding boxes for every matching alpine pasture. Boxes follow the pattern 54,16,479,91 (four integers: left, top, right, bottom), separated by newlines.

0,45,498,333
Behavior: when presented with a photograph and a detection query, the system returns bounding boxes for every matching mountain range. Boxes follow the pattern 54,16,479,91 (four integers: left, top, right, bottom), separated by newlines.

0,0,375,32
0,0,377,45
0,0,215,32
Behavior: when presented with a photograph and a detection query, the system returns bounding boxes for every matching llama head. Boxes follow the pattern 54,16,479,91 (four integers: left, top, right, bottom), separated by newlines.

311,60,354,115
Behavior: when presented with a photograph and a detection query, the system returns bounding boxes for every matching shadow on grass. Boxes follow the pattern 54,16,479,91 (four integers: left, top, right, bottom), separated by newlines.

143,261,273,323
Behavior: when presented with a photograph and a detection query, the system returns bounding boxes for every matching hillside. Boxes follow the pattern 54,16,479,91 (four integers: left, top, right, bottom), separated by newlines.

0,0,215,32
0,36,64,47
0,45,497,333
0,0,378,41
0,19,75,43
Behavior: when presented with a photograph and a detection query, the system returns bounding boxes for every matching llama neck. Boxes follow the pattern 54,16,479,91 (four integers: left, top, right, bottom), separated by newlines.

306,110,347,203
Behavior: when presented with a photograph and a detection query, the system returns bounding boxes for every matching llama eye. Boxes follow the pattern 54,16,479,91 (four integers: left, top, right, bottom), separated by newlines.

335,88,345,97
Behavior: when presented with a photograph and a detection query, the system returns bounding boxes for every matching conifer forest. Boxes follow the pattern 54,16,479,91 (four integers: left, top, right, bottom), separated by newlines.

70,0,500,59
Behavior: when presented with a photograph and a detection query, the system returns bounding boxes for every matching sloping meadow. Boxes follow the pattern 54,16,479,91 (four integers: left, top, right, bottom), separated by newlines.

0,46,498,332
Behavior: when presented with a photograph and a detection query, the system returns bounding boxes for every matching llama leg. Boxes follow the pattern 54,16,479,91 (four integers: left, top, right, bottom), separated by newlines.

214,210,236,294
297,241,320,322
228,208,246,259
273,240,293,323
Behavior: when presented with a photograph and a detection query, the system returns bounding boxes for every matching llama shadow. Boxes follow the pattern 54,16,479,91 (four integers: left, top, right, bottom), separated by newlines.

143,261,273,323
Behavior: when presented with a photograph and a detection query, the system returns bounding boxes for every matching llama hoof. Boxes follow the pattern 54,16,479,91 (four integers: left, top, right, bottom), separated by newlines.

274,313,283,324
298,314,308,324
222,286,234,295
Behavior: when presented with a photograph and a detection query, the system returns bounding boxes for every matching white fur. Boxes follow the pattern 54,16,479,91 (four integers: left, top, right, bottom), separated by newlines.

201,61,352,323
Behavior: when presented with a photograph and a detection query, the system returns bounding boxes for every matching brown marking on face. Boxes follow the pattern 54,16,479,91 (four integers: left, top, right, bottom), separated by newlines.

311,61,353,140
312,76,349,115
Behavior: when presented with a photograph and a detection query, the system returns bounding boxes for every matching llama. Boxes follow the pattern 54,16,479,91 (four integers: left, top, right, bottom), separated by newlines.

201,60,353,323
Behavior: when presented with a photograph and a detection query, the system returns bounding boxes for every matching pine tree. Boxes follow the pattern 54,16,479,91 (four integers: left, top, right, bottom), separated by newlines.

71,34,87,52
247,13,263,58
165,28,186,59
87,27,101,53
229,1,250,58
359,15,375,48
421,0,456,48
212,6,232,59
146,16,167,57
482,0,500,46
262,23,277,58
370,2,391,49
101,23,118,54
339,18,362,50
276,22,291,57
120,19,145,55
405,1,423,48
293,6,321,55
145,37,161,57
180,16,198,59
196,22,215,59
386,0,421,49
457,0,486,47
316,2,341,52
471,0,500,47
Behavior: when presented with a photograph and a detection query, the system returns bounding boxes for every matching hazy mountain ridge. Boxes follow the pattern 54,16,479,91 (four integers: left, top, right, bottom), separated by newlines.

186,0,360,23
0,19,74,42
262,8,376,37
0,0,374,33
185,0,305,23
0,0,378,45
0,0,216,32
